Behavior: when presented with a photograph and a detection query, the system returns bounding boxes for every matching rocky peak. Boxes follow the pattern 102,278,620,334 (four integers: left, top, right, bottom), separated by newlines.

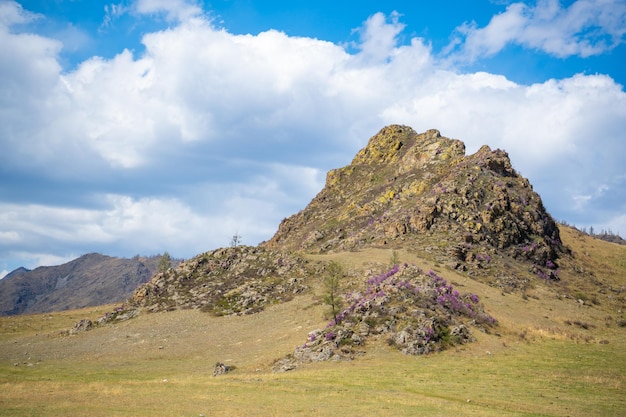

351,127,464,167
264,125,565,284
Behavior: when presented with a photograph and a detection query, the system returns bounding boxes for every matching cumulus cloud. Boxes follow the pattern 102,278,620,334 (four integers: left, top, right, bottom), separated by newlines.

0,163,324,270
352,11,406,64
0,192,257,265
0,1,624,272
447,0,626,61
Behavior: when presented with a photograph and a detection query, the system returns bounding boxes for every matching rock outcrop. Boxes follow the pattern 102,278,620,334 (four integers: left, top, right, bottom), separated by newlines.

213,362,235,376
264,126,566,285
125,246,312,315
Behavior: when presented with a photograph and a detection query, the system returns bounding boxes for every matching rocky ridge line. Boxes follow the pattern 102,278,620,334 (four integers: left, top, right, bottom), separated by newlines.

264,125,567,287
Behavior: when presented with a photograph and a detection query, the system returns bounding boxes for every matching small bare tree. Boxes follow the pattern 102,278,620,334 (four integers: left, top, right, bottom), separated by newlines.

230,231,242,247
323,261,344,321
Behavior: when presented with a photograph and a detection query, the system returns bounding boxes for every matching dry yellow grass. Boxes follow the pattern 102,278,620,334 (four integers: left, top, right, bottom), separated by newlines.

1,225,625,416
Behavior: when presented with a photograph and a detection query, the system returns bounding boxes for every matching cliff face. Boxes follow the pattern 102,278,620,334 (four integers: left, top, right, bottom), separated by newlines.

264,126,565,282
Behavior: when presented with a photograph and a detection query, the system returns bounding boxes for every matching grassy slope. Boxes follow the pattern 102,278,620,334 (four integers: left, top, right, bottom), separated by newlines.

0,226,624,416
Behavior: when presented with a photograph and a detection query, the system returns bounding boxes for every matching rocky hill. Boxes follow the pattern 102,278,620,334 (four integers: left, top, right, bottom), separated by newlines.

126,246,312,315
0,253,168,316
265,126,566,288
86,125,579,367
1,126,624,414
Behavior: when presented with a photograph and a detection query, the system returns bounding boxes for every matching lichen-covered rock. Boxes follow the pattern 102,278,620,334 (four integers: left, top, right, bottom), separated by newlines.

126,246,312,314
264,125,567,285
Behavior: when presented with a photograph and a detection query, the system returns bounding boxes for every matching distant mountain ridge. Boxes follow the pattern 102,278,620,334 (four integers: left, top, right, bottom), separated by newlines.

0,253,168,316
1,267,30,281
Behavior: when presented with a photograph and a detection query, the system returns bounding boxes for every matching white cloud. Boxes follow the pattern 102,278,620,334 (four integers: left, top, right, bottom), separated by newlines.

0,195,231,260
0,1,40,26
0,3,69,174
352,11,406,64
135,0,204,22
0,231,19,241
0,160,324,263
448,0,626,61
102,0,205,31
0,4,625,271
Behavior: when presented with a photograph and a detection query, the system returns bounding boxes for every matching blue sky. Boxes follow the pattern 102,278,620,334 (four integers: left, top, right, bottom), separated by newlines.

1,0,625,277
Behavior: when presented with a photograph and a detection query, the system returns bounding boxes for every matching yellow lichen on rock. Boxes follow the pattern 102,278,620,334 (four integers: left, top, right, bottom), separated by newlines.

326,169,341,187
377,189,396,204
405,180,428,197
358,202,374,216
325,166,356,193
352,125,410,165
339,201,360,220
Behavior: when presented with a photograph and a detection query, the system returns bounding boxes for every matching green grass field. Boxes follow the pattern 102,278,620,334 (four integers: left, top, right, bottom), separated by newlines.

1,226,625,416
1,332,624,416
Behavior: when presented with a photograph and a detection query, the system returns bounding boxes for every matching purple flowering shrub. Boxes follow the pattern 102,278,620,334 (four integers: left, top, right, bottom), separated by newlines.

332,265,494,328
513,240,561,281
476,253,492,263
534,259,560,281
295,263,497,362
